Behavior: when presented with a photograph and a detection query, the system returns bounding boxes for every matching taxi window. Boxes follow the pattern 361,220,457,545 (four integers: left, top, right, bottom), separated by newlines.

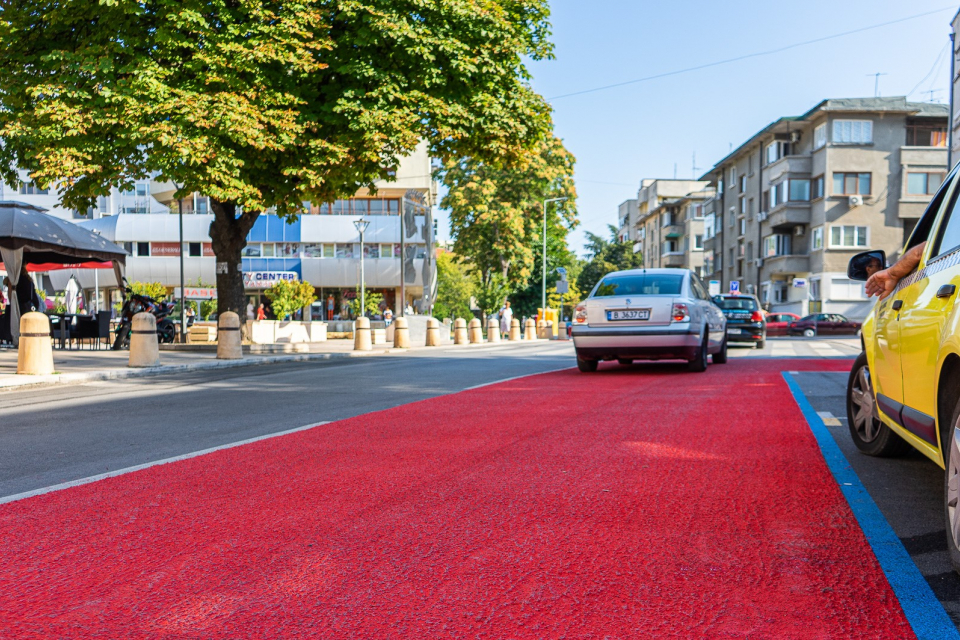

908,163,958,252
593,274,684,297
933,191,960,258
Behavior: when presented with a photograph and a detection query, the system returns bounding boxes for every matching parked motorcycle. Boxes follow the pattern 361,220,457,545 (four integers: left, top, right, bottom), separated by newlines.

112,283,177,349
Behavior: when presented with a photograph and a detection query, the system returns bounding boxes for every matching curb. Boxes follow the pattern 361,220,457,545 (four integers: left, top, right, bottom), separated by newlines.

0,339,565,392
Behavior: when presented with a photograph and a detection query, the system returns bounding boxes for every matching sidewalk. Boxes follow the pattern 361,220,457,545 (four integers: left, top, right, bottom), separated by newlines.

0,338,504,391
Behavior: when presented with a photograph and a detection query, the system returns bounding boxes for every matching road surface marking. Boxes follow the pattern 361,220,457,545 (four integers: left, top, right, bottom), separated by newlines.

783,372,959,639
0,421,331,505
816,411,842,426
462,366,574,391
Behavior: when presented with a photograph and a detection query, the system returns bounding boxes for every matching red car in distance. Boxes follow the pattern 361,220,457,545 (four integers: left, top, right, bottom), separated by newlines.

764,312,800,336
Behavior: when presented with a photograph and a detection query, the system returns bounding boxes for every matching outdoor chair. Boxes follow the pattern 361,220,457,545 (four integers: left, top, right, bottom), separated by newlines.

74,312,111,350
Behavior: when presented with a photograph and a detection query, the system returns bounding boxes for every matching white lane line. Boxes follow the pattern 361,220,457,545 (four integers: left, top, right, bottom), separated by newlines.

0,421,331,506
817,411,842,426
462,366,574,391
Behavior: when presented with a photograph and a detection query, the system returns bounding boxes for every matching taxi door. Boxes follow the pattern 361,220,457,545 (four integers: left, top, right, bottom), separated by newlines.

900,188,960,455
870,289,906,412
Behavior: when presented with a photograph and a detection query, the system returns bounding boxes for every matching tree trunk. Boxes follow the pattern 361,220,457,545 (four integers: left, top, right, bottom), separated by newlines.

208,199,260,328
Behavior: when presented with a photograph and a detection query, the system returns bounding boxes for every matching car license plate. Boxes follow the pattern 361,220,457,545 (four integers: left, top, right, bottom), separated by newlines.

607,309,650,321
727,328,742,335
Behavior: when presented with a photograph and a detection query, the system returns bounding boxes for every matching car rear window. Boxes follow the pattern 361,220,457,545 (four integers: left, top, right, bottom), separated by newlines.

592,274,684,297
713,296,758,311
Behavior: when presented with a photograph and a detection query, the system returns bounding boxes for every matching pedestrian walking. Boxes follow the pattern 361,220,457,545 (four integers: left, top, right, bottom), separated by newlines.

246,300,255,321
257,303,267,321
499,300,513,335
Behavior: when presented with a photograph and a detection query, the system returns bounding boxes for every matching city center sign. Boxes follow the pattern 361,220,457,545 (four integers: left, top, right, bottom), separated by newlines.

242,271,298,289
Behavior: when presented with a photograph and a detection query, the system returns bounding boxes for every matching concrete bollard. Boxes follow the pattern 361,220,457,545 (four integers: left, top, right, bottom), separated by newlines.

537,319,547,340
545,320,554,340
129,312,160,367
217,311,243,360
509,318,521,341
486,317,501,343
524,318,537,340
453,318,468,345
468,318,484,344
393,317,410,348
425,317,440,347
354,316,372,351
17,312,54,375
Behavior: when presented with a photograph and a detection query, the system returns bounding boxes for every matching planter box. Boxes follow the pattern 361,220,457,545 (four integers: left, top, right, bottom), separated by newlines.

250,320,328,344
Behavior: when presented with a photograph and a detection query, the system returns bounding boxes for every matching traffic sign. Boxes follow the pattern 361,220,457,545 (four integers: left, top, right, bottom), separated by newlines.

730,281,740,294
708,280,720,296
792,278,807,288
556,279,569,294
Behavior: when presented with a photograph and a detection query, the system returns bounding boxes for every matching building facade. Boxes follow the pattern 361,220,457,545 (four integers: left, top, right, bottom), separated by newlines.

5,145,438,319
700,97,947,320
633,179,710,272
617,198,639,245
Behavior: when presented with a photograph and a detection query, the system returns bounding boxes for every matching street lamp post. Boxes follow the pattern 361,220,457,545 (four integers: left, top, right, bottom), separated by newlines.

542,197,568,323
354,218,370,318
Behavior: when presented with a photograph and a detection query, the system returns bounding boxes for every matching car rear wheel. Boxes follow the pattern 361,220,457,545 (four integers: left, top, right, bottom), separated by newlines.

687,334,708,372
803,328,816,338
576,355,598,373
943,396,960,574
756,337,765,350
617,358,632,366
846,352,910,457
713,336,728,364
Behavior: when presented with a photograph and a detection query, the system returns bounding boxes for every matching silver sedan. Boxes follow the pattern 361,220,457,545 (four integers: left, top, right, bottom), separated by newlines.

570,268,727,372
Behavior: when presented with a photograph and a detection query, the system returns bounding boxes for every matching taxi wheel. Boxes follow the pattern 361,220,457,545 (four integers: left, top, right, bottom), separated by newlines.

713,336,728,364
943,397,960,573
846,352,909,457
687,335,708,372
576,355,598,373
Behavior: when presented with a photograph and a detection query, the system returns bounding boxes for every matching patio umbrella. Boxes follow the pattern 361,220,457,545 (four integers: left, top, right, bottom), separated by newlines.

0,201,127,345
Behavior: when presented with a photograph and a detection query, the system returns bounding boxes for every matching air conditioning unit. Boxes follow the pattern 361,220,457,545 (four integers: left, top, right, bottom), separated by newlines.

757,211,768,222
790,131,801,143
848,194,863,207
794,225,805,236
754,258,764,268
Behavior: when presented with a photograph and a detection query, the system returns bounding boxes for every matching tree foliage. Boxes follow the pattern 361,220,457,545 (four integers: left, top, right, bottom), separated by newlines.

349,290,383,318
128,281,169,301
576,225,644,296
434,252,475,321
473,272,509,319
0,0,555,317
264,279,317,320
442,134,577,289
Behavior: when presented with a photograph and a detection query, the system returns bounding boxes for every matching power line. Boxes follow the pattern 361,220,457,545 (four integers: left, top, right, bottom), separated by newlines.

549,5,955,101
907,41,949,97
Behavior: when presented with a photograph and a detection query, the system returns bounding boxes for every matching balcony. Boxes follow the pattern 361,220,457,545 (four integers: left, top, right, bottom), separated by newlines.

662,253,685,268
766,203,811,231
764,155,812,181
762,254,810,275
662,225,684,238
900,146,947,167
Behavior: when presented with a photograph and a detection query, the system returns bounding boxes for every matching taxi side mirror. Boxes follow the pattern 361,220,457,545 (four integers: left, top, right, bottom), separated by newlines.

847,250,886,281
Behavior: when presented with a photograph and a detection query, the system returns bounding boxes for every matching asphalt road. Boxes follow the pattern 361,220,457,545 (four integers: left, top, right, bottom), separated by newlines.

0,341,576,498
794,371,960,626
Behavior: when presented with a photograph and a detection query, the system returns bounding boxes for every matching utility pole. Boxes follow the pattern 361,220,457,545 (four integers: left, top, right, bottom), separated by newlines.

354,218,370,318
541,197,567,323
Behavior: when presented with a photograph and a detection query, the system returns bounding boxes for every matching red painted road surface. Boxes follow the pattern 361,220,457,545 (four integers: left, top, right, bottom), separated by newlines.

1,359,914,638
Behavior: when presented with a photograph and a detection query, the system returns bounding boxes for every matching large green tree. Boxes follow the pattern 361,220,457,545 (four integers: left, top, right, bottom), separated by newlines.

0,0,554,319
441,133,577,291
434,252,475,321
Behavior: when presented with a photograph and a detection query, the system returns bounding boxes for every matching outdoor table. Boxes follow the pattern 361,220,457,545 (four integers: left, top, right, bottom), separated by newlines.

51,313,94,349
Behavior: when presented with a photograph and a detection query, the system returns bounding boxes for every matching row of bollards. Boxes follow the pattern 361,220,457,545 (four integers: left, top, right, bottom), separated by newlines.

357,316,551,352
15,310,245,376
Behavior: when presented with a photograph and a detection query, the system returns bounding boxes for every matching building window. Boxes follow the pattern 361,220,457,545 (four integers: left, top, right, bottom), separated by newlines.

811,226,824,251
716,214,723,233
771,182,785,207
765,141,778,165
242,244,261,257
188,243,202,257
906,123,948,147
694,234,704,250
261,243,276,257
814,123,826,149
833,120,873,144
763,234,792,257
829,225,868,248
19,181,49,195
364,244,380,258
774,282,789,304
833,172,871,195
831,277,866,300
136,242,150,257
812,175,824,199
788,179,811,202
335,243,354,258
739,217,746,236
739,174,747,192
323,244,335,258
729,166,737,186
906,172,945,196
738,196,746,215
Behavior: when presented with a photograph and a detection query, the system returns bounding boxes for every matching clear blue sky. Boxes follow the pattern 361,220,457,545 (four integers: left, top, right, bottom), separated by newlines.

433,0,958,256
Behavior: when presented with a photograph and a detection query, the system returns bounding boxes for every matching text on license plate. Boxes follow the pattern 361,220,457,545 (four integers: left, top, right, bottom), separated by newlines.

727,328,742,335
607,309,650,321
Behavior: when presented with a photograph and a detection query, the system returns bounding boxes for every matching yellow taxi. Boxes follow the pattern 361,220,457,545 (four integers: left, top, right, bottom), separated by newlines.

846,164,960,571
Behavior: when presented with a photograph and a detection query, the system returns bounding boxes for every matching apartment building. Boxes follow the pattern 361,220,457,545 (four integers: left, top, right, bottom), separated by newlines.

4,145,438,317
617,198,639,245
700,97,947,320
633,179,710,272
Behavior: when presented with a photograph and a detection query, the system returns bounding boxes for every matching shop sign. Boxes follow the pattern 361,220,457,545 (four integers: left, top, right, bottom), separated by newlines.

243,271,298,288
174,287,217,299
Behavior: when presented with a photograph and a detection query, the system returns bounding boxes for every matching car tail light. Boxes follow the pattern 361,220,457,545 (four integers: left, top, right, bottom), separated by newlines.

671,303,689,322
751,311,764,322
575,303,587,323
